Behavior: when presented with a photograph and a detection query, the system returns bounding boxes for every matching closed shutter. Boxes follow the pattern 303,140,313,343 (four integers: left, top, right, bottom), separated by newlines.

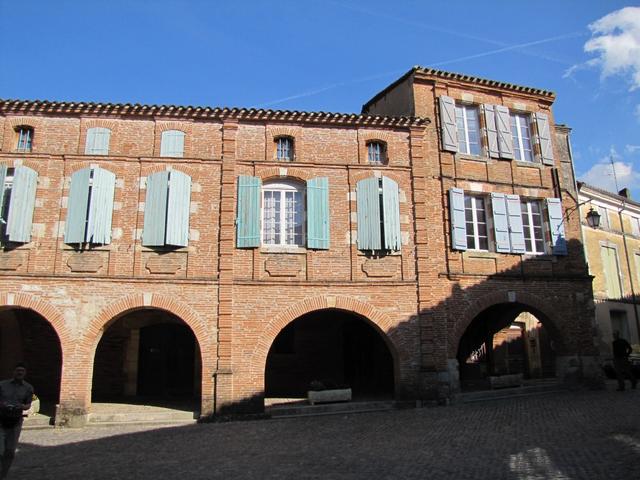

506,194,525,253
85,128,111,155
546,198,567,255
449,188,467,251
166,170,191,247
236,175,261,248
307,177,330,249
160,130,185,158
483,104,500,158
535,113,554,165
86,167,116,245
356,177,382,250
601,246,623,298
0,164,6,217
491,193,511,253
142,171,170,247
6,166,38,243
64,168,92,243
439,96,458,152
495,106,514,159
382,176,401,251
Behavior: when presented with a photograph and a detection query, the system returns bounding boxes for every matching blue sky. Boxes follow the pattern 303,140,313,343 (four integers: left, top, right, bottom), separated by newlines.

1,1,638,196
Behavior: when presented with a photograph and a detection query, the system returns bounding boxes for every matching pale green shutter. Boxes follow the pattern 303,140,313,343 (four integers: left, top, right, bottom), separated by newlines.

65,168,92,244
236,175,261,248
161,130,185,158
601,246,622,298
449,188,467,251
357,177,382,250
307,177,330,249
166,170,191,247
381,176,401,251
86,128,110,155
0,165,7,218
546,198,567,255
6,166,38,243
142,171,170,247
87,167,116,245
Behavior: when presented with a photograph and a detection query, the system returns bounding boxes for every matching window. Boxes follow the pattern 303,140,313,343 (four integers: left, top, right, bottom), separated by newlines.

521,200,545,254
275,137,294,161
629,215,640,236
511,113,533,162
262,180,305,246
367,141,387,164
142,170,191,247
160,130,185,158
0,165,38,244
64,166,116,245
85,127,111,155
15,126,33,152
455,105,481,155
464,196,488,251
601,245,623,298
596,206,611,230
610,310,630,342
356,176,401,251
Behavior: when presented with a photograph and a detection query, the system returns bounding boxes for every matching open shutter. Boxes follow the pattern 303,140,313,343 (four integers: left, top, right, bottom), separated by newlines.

142,171,169,247
65,168,92,244
495,106,513,159
439,96,458,152
382,176,401,251
307,177,330,249
491,193,511,253
356,177,382,250
236,175,261,248
506,194,525,254
166,170,191,247
160,130,185,158
86,167,116,245
483,104,500,158
0,164,7,217
546,198,567,255
449,188,467,251
535,113,554,165
6,166,38,243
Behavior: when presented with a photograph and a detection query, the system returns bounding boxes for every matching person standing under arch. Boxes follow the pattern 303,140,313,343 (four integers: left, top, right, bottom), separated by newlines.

612,331,637,391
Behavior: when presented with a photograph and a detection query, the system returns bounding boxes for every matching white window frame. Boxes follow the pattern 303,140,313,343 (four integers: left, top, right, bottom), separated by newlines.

276,137,294,161
521,199,545,254
511,113,533,162
597,206,611,230
16,127,33,152
261,180,305,247
455,104,481,156
367,141,386,164
465,195,489,251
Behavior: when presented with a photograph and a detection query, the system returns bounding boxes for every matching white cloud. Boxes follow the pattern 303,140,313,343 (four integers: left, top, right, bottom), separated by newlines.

583,7,640,90
626,144,640,154
579,158,640,193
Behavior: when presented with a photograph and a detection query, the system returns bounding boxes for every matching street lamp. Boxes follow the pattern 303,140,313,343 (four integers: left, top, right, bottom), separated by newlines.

585,207,601,229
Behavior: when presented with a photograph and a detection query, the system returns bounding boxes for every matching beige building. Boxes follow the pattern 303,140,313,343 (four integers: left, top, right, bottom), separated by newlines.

578,182,640,355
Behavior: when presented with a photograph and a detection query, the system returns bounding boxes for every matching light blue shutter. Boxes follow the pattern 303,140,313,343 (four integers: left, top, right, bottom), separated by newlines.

6,166,38,243
535,113,554,165
236,175,261,248
495,106,514,160
86,167,116,245
161,130,185,158
65,168,92,243
483,104,500,158
382,176,401,251
546,198,567,255
0,165,6,217
439,96,458,152
143,171,170,247
166,170,191,247
449,188,467,251
506,194,525,254
357,177,382,250
491,193,511,253
85,127,110,155
307,177,330,249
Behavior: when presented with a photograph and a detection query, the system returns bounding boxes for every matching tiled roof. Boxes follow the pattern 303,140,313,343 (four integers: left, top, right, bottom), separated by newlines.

578,182,640,208
0,98,429,127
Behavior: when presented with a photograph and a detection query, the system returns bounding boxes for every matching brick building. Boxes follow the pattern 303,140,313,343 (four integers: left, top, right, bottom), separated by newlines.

0,67,599,426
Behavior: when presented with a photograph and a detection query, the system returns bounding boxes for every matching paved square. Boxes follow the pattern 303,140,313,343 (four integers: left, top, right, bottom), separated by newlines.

12,388,640,479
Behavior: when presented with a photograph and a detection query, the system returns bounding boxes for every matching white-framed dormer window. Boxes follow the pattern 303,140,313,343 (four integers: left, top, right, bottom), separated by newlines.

511,113,533,162
455,104,481,156
262,180,305,246
464,195,489,251
85,127,111,155
521,199,545,254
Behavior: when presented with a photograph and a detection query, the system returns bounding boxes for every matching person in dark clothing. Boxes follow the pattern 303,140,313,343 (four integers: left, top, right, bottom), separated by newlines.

612,331,637,391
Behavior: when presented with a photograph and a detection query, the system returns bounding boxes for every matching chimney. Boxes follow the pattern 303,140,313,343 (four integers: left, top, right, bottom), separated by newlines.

618,188,632,199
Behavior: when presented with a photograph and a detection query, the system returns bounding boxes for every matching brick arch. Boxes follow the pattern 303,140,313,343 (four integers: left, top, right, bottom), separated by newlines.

350,170,402,184
155,121,194,135
256,166,312,182
268,126,300,139
252,295,398,376
451,290,565,354
360,131,394,144
143,165,190,177
6,116,41,130
82,119,118,131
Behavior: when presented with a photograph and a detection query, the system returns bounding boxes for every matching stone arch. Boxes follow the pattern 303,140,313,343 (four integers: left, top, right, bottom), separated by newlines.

253,295,398,377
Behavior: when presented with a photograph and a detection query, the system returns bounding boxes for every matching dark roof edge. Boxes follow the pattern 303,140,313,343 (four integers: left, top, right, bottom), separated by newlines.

0,98,429,128
361,67,416,113
578,182,640,208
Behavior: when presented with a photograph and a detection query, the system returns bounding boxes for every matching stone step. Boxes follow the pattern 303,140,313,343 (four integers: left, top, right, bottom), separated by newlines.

459,382,567,404
23,413,54,429
267,400,399,418
88,410,198,425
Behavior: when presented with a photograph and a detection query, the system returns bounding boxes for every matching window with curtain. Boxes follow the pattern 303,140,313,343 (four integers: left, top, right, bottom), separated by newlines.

275,137,294,161
262,180,305,246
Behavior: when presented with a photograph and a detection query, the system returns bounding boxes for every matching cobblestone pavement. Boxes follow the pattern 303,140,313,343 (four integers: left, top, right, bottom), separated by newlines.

11,387,640,479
